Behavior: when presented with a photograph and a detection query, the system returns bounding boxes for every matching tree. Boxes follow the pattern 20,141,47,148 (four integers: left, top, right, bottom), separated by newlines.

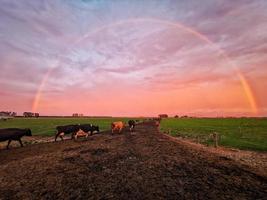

158,114,168,118
23,112,34,117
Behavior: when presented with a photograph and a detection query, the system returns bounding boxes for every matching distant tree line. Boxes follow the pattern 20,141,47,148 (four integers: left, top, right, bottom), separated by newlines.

23,112,39,118
72,113,84,117
158,114,191,118
158,114,168,118
158,114,192,119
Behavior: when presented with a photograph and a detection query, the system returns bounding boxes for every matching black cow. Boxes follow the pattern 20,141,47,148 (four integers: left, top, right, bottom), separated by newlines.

128,120,136,132
79,124,100,135
0,128,32,149
55,124,80,141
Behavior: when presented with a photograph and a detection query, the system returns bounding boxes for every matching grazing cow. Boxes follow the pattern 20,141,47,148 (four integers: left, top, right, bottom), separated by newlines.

55,124,80,141
111,121,124,134
0,128,32,149
128,120,136,132
79,124,100,135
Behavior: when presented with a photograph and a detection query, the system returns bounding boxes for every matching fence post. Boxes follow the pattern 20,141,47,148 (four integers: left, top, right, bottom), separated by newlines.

212,132,219,148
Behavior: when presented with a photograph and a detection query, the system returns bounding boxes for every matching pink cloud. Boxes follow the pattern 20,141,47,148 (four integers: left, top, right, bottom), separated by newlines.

0,0,267,116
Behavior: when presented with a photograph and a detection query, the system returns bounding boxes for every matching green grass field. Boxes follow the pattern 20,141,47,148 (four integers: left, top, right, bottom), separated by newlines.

0,117,139,136
160,118,267,151
1,117,266,151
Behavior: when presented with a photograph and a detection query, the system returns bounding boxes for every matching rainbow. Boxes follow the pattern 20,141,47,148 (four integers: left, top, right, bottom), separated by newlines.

32,18,258,115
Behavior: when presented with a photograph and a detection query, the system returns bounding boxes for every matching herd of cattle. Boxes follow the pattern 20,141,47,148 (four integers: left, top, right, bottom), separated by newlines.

0,120,137,149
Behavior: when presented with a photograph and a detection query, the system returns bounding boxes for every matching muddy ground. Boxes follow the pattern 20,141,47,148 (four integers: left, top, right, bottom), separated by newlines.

0,122,266,199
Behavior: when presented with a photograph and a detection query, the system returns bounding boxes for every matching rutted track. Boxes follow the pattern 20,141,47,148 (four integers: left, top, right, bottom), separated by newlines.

0,122,266,199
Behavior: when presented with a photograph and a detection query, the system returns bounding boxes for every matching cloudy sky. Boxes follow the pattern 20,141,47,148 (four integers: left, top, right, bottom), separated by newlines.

0,0,266,116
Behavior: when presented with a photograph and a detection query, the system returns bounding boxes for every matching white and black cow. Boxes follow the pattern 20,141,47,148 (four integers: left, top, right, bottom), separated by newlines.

55,125,80,141
128,120,136,132
79,124,100,136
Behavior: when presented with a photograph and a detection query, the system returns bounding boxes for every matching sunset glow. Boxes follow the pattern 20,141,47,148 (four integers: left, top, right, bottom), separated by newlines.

1,1,267,116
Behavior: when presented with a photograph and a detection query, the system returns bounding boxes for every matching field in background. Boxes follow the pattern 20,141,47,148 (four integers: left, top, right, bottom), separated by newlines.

0,117,141,136
160,118,267,151
1,117,266,151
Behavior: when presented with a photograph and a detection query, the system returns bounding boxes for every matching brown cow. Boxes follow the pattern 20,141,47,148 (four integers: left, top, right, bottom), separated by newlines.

111,121,124,134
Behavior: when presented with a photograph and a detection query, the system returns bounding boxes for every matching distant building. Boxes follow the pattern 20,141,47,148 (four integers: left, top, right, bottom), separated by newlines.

0,111,15,120
0,111,11,117
158,114,168,118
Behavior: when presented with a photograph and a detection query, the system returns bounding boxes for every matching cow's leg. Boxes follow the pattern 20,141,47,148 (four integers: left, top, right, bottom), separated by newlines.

18,139,23,147
55,132,60,142
6,139,12,149
60,135,64,141
71,132,74,139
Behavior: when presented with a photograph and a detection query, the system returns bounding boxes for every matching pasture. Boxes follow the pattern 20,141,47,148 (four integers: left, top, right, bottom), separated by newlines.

160,118,267,151
0,117,140,136
1,117,266,151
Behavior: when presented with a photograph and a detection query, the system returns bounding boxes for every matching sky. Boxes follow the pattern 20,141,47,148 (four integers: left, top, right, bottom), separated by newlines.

0,0,267,117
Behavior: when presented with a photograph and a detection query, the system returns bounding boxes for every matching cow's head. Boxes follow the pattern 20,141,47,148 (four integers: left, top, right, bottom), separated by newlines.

25,129,32,136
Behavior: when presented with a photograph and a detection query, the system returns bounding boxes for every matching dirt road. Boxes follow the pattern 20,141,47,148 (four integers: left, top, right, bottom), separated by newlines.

0,122,266,199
